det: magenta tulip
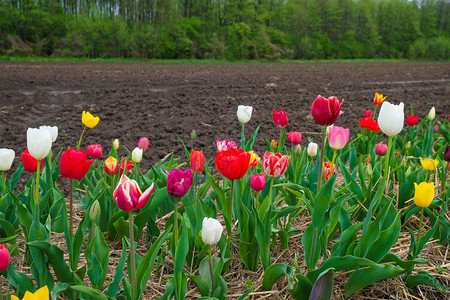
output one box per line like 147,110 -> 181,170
273,109 -> 288,128
375,143 -> 388,156
166,168 -> 193,198
328,126 -> 349,150
113,175 -> 155,211
87,144 -> 103,159
250,174 -> 266,191
0,244 -> 9,272
137,137 -> 150,152
287,131 -> 302,145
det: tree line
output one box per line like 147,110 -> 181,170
0,0 -> 449,60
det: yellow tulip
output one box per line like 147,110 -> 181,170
82,111 -> 100,128
11,286 -> 49,300
419,158 -> 439,170
413,182 -> 435,208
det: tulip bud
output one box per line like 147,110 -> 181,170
137,137 -> 150,152
366,163 -> 373,177
405,141 -> 411,149
27,127 -> 52,160
190,129 -> 197,141
307,142 -> 318,157
87,144 -> 102,159
190,150 -> 205,173
39,125 -> 58,142
132,147 -> 143,163
89,200 -> 100,222
444,145 -> 450,162
237,105 -> 253,124
406,115 -> 419,127
104,156 -> 119,175
113,139 -> 120,151
270,139 -> 278,149
433,124 -> 439,133
365,154 -> 372,165
394,150 -> 400,158
414,182 -> 434,208
272,109 -> 288,128
375,143 -> 387,156
287,131 -> 302,145
202,217 -> 223,246
428,107 -> 435,121
250,174 -> 266,191
294,144 -> 302,156
405,166 -> 412,178
0,244 -> 9,272
0,148 -> 15,171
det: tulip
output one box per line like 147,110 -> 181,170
132,147 -> 143,163
137,137 -> 150,152
287,131 -> 302,145
190,150 -> 205,173
433,124 -> 439,133
377,101 -> 404,137
21,149 -> 44,172
11,286 -> 49,300
323,161 -> 337,181
406,115 -> 419,126
60,149 -> 94,180
113,175 -> 155,211
328,126 -> 350,150
0,148 -> 15,171
237,105 -> 253,124
406,141 -> 411,149
87,144 -> 103,159
202,217 -> 223,246
250,174 -> 266,191
248,151 -> 260,168
262,152 -> 290,177
120,158 -> 134,175
39,125 -> 58,142
414,182 -> 434,208
270,139 -> 278,149
364,111 -> 373,118
373,92 -> 387,106
375,143 -> 387,156
113,139 -> 120,151
272,109 -> 288,128
428,107 -> 435,121
216,139 -> 237,152
294,144 -> 302,155
359,116 -> 380,132
444,145 -> 450,162
215,149 -> 250,180
190,129 -> 197,141
166,168 -> 193,198
0,244 -> 9,272
307,142 -> 318,157
27,127 -> 52,160
89,200 -> 101,222
420,158 -> 439,171
82,111 -> 100,128
311,95 -> 344,127
104,156 -> 119,175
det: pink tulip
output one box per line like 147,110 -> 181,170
0,244 -> 9,272
216,139 -> 237,152
273,109 -> 288,128
375,143 -> 388,156
87,144 -> 102,159
166,168 -> 193,198
262,152 -> 290,177
113,175 -> 155,211
250,174 -> 266,191
137,137 -> 150,152
287,131 -> 302,145
328,126 -> 350,150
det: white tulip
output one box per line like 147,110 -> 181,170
237,105 -> 253,124
202,217 -> 223,246
428,107 -> 435,121
27,128 -> 52,160
39,126 -> 58,142
132,147 -> 143,163
0,148 -> 15,171
377,101 -> 404,137
307,142 -> 318,157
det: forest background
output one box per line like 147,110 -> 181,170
0,0 -> 449,60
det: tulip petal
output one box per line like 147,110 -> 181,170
115,184 -> 134,211
135,183 -> 155,210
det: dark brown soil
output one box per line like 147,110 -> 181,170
0,61 -> 449,172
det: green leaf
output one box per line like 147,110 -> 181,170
345,265 -> 405,297
106,239 -> 127,297
175,222 -> 189,299
71,285 -> 111,300
405,272 -> 448,292
245,125 -> 260,151
365,212 -> 401,263
262,263 -> 294,291
309,269 -> 334,300
5,264 -> 36,297
85,226 -> 110,289
302,225 -> 321,271
289,273 -> 312,300
312,175 -> 336,229
187,274 -> 210,296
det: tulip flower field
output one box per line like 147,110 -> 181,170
0,62 -> 449,299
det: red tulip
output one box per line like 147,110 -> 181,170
287,131 -> 302,145
262,152 -> 290,177
359,117 -> 381,132
375,143 -> 388,156
87,144 -> 102,159
0,244 -> 9,272
273,110 -> 288,128
60,148 -> 94,180
215,148 -> 251,180
166,168 -> 193,198
120,158 -> 134,175
248,151 -> 260,168
250,174 -> 266,191
323,161 -> 337,181
364,111 -> 373,118
190,150 -> 205,173
311,95 -> 344,127
21,149 -> 44,173
113,175 -> 154,211
104,156 -> 119,175
406,115 -> 419,126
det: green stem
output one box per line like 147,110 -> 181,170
230,180 -> 234,224
35,159 -> 41,205
110,174 -> 114,220
135,163 -> 140,182
193,174 -> 197,209
269,177 -> 274,204
48,151 -> 52,169
383,136 -> 393,194
416,208 -> 424,257
330,149 -> 337,175
317,126 -> 326,193
77,126 -> 87,150
69,179 -> 73,242
129,210 -> 137,300
174,197 -> 179,250
2,171 -> 5,195
208,245 -> 215,296
241,123 -> 246,149
277,127 -> 283,153
373,106 -> 378,120
443,164 -> 449,214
